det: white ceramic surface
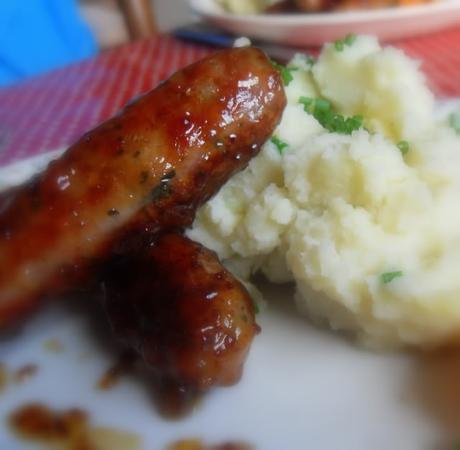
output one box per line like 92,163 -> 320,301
190,0 -> 460,46
0,285 -> 450,450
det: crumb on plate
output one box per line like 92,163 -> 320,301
14,364 -> 38,384
9,403 -> 142,450
96,352 -> 136,391
167,439 -> 254,450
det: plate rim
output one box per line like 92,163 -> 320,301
190,0 -> 460,25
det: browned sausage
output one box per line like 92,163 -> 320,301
101,233 -> 259,391
0,47 -> 286,329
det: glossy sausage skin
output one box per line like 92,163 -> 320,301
101,234 -> 259,391
0,48 -> 286,329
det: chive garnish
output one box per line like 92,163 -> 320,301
271,60 -> 299,86
334,33 -> 357,52
449,111 -> 460,134
381,271 -> 403,284
271,136 -> 288,155
397,140 -> 410,155
299,96 -> 363,135
305,55 -> 315,66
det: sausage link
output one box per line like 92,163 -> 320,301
0,48 -> 286,329
101,234 -> 259,391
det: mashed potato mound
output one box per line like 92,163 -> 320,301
189,35 -> 460,349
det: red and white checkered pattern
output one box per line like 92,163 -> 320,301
0,29 -> 459,167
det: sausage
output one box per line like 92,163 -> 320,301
0,47 -> 286,329
101,234 -> 259,391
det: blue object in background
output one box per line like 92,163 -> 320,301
0,0 -> 97,87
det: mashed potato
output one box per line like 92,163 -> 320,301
189,35 -> 460,349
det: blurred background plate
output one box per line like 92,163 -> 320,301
190,0 -> 460,46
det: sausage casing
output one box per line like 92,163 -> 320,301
102,234 -> 259,391
0,48 -> 286,328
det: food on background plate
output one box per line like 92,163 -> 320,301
218,0 -> 433,13
293,0 -> 433,12
190,34 -> 460,349
0,48 -> 285,391
217,0 -> 279,14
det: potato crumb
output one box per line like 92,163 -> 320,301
14,364 -> 38,384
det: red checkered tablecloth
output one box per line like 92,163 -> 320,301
0,29 -> 460,167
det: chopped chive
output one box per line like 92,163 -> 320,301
344,33 -> 357,46
299,96 -> 314,111
271,60 -> 298,86
449,111 -> 460,134
397,140 -> 410,155
347,115 -> 363,130
281,67 -> 298,85
285,66 -> 299,85
334,33 -> 357,52
305,55 -> 315,66
334,40 -> 344,51
298,97 -> 363,135
381,271 -> 403,284
271,135 -> 288,155
314,98 -> 331,112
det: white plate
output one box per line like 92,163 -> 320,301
190,0 -> 460,46
1,100 -> 460,449
0,285 -> 450,450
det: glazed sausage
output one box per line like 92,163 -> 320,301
101,234 -> 259,391
0,47 -> 286,329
